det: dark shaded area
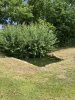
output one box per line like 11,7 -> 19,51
0,50 -> 62,67
24,55 -> 62,67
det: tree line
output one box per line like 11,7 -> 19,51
0,0 -> 75,58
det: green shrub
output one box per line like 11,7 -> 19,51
0,21 -> 57,58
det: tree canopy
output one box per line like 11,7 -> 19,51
0,0 -> 75,46
0,0 -> 33,24
28,0 -> 75,46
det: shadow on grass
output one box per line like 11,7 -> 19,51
0,51 -> 63,67
24,55 -> 62,67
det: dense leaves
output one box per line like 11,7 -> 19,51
0,20 -> 57,58
0,0 -> 75,58
29,0 -> 75,46
0,0 -> 33,24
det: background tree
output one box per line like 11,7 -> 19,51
29,0 -> 75,46
0,0 -> 33,24
66,0 -> 75,6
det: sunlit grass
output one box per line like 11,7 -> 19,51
0,64 -> 75,100
0,48 -> 75,100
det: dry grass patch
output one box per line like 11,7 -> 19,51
0,48 -> 75,100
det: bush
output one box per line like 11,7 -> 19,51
0,20 -> 57,58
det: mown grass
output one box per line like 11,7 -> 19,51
0,64 -> 75,100
0,48 -> 75,100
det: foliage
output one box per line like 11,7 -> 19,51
0,0 -> 33,24
29,0 -> 75,46
0,0 -> 75,47
0,20 -> 57,58
66,0 -> 75,6
50,1 -> 75,46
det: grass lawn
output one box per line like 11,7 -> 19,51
0,48 -> 75,100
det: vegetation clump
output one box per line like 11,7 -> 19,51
0,20 -> 57,58
0,0 -> 75,58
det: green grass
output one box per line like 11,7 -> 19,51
0,48 -> 75,100
0,65 -> 75,100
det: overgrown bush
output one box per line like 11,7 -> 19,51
0,20 -> 57,58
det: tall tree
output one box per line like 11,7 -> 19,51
0,0 -> 33,24
29,0 -> 75,46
